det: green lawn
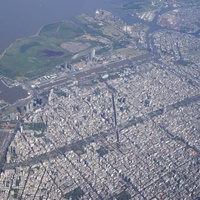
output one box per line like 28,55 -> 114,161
64,187 -> 84,199
23,122 -> 47,132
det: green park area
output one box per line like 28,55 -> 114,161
0,21 -> 85,80
115,191 -> 131,200
63,187 -> 84,199
23,122 -> 47,133
0,14 -> 129,81
77,14 -> 124,40
96,146 -> 109,157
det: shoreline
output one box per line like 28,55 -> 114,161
0,24 -> 44,60
0,79 -> 12,89
0,20 -> 69,60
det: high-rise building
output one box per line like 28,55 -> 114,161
20,125 -> 23,133
48,89 -> 54,103
89,49 -> 96,61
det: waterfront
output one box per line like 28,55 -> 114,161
0,0 -> 119,54
0,0 -> 121,103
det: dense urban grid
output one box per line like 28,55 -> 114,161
0,0 -> 199,199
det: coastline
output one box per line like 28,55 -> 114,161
0,25 -> 43,60
0,20 -> 68,60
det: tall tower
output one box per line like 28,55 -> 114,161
20,125 -> 23,133
90,49 -> 96,61
92,48 -> 95,58
48,89 -> 54,103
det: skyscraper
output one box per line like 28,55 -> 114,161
89,49 -> 96,61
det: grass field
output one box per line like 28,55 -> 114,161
116,48 -> 141,58
76,14 -> 122,39
23,122 -> 47,132
100,25 -> 123,39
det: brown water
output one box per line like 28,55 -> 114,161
0,81 -> 28,104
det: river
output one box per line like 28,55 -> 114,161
0,0 -> 125,104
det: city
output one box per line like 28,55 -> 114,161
0,0 -> 199,199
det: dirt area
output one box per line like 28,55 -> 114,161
0,122 -> 16,129
61,42 -> 91,53
116,48 -> 142,58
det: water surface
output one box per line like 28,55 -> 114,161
0,80 -> 28,104
0,0 -> 121,54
